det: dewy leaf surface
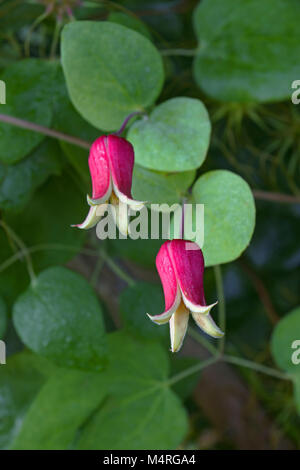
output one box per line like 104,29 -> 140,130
192,170 -> 256,266
12,368 -> 107,450
77,331 -> 188,450
61,21 -> 164,131
13,267 -> 107,371
128,97 -> 211,171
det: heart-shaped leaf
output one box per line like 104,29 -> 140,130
13,266 -> 107,371
132,165 -> 195,206
128,97 -> 211,171
0,351 -> 55,449
192,170 -> 256,266
61,21 -> 164,131
12,368 -> 107,450
76,331 -> 188,450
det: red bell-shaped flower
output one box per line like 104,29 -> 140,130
148,239 -> 224,352
73,135 -> 143,234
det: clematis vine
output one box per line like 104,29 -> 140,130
72,135 -> 144,235
148,239 -> 224,352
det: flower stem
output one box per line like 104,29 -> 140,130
223,354 -> 290,381
0,113 -> 298,205
90,256 -> 105,288
213,264 -> 226,353
0,220 -> 36,285
98,249 -> 135,286
252,190 -> 300,204
180,197 -> 187,239
114,111 -> 145,136
167,356 -> 221,386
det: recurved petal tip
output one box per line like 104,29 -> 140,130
71,205 -> 103,230
191,311 -> 224,338
182,298 -> 218,315
147,311 -> 172,325
113,184 -> 145,211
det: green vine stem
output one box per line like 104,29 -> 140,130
0,243 -> 99,274
0,112 -> 299,204
0,114 -> 90,149
188,327 -> 218,356
98,249 -> 136,287
222,355 -> 290,381
0,220 -> 36,285
167,356 -> 221,386
50,16 -> 63,60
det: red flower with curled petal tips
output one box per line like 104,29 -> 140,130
72,135 -> 144,234
148,239 -> 224,352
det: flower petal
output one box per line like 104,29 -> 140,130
124,197 -> 145,211
147,241 -> 181,325
110,192 -> 129,236
106,135 -> 137,203
88,136 -> 112,203
169,239 -> 214,314
191,311 -> 224,338
71,203 -> 107,230
147,289 -> 181,325
169,302 -> 189,352
156,240 -> 181,309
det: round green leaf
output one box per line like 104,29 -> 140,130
271,306 -> 300,374
0,59 -> 57,164
128,97 -> 211,171
132,165 -> 195,205
193,0 -> 300,102
192,170 -> 256,266
77,331 -> 188,450
119,282 -> 168,340
0,296 -> 7,339
61,21 -> 164,131
13,266 -> 107,371
0,351 -> 55,449
12,369 -> 106,450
